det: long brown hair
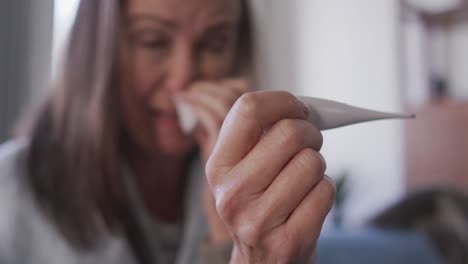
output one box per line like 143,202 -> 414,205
24,0 -> 252,263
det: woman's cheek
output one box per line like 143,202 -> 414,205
197,47 -> 235,77
119,86 -> 153,149
131,64 -> 161,94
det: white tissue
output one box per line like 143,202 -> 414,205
174,96 -> 198,134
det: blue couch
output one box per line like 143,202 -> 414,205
316,228 -> 442,264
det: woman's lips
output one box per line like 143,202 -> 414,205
151,110 -> 181,130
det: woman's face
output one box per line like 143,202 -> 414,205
118,0 -> 240,157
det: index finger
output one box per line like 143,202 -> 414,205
206,91 -> 310,175
221,78 -> 251,93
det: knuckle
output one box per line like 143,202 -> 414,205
319,177 -> 337,200
191,80 -> 212,90
279,90 -> 300,109
237,220 -> 264,247
276,119 -> 304,148
215,188 -> 266,246
189,81 -> 205,92
314,130 -> 324,150
204,160 -> 218,186
238,79 -> 250,92
305,123 -> 324,151
215,190 -> 237,224
205,159 -> 233,189
214,183 -> 245,225
296,149 -> 326,176
234,92 -> 260,119
229,78 -> 250,92
277,90 -> 295,100
216,194 -> 265,247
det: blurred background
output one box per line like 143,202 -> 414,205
1,0 -> 467,262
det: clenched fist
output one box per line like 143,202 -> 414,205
206,91 -> 336,263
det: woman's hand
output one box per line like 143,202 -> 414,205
205,91 -> 336,263
181,78 -> 249,244
183,78 -> 249,163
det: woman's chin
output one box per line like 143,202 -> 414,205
156,135 -> 195,157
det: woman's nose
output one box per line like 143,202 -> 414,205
165,45 -> 198,93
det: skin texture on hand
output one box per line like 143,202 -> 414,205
205,91 -> 336,263
182,78 -> 249,243
183,79 -> 249,163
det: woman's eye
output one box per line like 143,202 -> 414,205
139,39 -> 169,50
202,37 -> 228,54
128,29 -> 171,52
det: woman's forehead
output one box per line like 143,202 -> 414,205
126,0 -> 240,27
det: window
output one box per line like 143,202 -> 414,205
52,0 -> 80,76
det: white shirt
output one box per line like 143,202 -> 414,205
0,140 -> 218,264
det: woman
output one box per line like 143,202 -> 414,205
0,0 -> 335,263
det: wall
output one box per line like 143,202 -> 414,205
250,0 -> 297,91
294,0 -> 405,226
0,0 -> 53,143
403,8 -> 430,108
448,20 -> 468,99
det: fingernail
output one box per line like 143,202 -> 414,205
316,152 -> 327,172
323,175 -> 337,193
299,99 -> 310,117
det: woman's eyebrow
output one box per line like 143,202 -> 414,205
205,22 -> 234,32
200,21 -> 236,39
127,15 -> 235,35
128,14 -> 177,29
